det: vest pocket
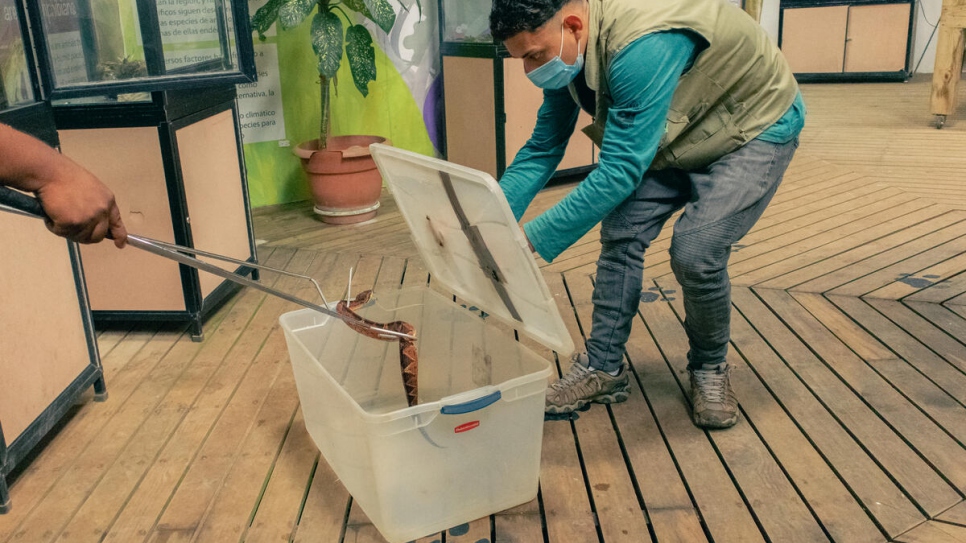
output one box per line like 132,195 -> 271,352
661,110 -> 690,148
666,106 -> 744,169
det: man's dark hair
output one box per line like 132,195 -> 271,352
490,0 -> 575,42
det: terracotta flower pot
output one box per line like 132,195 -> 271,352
294,135 -> 386,225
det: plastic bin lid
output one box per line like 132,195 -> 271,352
370,144 -> 575,356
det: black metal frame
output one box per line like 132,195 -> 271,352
53,87 -> 259,340
0,242 -> 106,515
778,0 -> 917,82
438,38 -> 597,181
0,0 -> 108,516
24,0 -> 256,100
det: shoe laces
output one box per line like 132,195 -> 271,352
692,369 -> 728,403
551,362 -> 594,391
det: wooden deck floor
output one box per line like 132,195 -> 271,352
3,77 -> 966,543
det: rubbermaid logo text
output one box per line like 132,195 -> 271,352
454,421 -> 480,433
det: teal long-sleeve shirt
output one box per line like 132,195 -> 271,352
499,30 -> 805,262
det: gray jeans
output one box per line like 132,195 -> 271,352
587,137 -> 799,372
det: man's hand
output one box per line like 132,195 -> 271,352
35,166 -> 128,248
0,123 -> 127,247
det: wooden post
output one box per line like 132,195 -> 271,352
930,0 -> 966,126
744,0 -> 764,23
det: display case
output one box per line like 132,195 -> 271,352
54,86 -> 258,340
438,0 -> 596,180
0,0 -> 105,514
779,0 -> 916,82
18,0 -> 260,339
27,0 -> 255,99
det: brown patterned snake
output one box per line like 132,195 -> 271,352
336,290 -> 419,406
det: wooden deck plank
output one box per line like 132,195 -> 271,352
194,344 -> 307,543
528,275 -> 599,543
632,283 -> 767,543
6,311 -> 238,543
722,290 -> 887,542
743,184 -> 915,248
904,270 -> 966,304
444,517 -> 491,543
730,288 -> 925,537
145,252 -> 346,543
555,272 -> 653,543
342,504 -> 388,543
794,217 -> 966,295
801,295 -> 966,472
938,501 -> 966,527
895,520 -> 966,543
741,171 -> 870,224
904,301 -> 966,368
619,167 -> 877,277
643,181 -> 911,281
613,321 -> 707,542
727,194 -> 928,282
736,203 -> 947,288
866,251 -> 966,301
147,251 -> 323,543
850,298 -> 966,394
240,409 -> 319,543
744,173 -> 884,233
827,231 -> 966,299
93,248 -> 303,543
754,289 -> 962,514
646,278 -> 830,543
94,323 -> 136,360
290,457 -> 349,543
0,324 -> 164,542
494,503 -> 542,543
766,211 -> 966,292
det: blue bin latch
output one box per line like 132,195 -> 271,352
440,390 -> 502,415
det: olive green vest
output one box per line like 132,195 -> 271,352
572,0 -> 799,170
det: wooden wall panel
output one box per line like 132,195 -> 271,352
176,110 -> 252,299
60,127 -> 186,311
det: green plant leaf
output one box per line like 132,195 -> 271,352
250,0 -> 285,40
361,0 -> 395,33
278,0 -> 316,29
341,0 -> 374,20
345,25 -> 376,96
312,11 -> 344,78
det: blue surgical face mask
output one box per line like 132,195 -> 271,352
526,24 -> 583,90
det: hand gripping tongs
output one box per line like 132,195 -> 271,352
0,186 -> 415,342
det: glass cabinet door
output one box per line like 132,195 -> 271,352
0,0 -> 37,110
441,0 -> 494,43
30,0 -> 255,99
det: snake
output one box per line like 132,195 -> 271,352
336,290 -> 419,407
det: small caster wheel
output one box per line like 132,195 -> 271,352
935,115 -> 946,129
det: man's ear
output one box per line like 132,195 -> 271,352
561,13 -> 584,31
561,13 -> 584,36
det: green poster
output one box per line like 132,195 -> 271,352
240,0 -> 440,208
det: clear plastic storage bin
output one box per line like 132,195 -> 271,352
280,144 -> 574,542
280,289 -> 551,542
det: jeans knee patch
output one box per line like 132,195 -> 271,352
670,230 -> 730,281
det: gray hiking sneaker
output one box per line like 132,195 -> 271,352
689,364 -> 739,429
545,353 -> 630,415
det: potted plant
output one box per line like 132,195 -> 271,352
250,0 -> 397,224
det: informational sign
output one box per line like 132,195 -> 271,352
40,0 -> 88,85
156,0 -> 222,70
234,0 -> 284,143
237,41 -> 285,143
